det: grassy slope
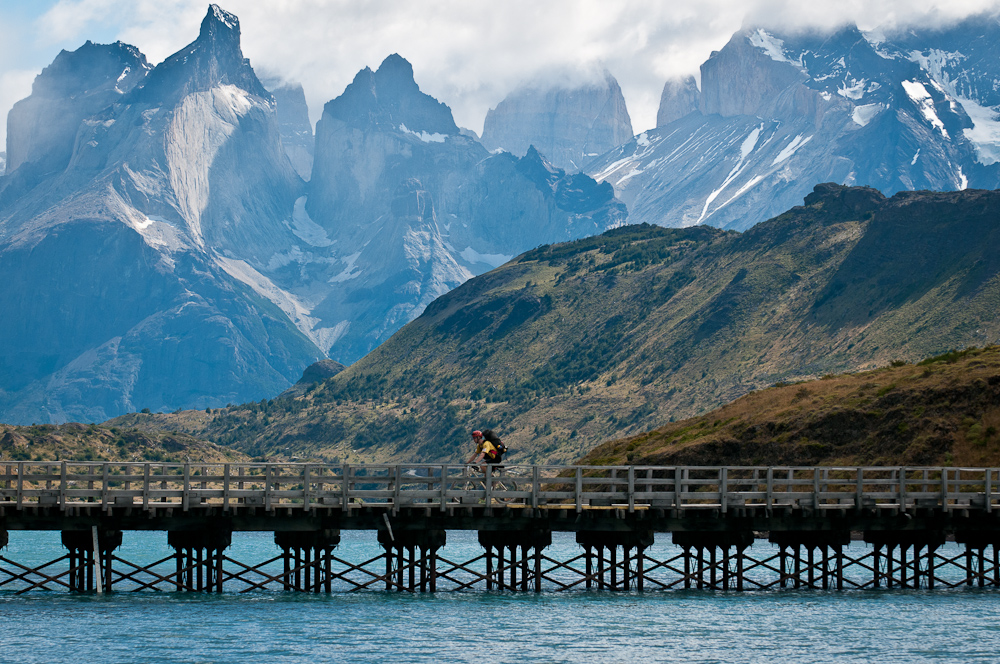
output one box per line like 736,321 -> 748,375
583,347 -> 1000,467
106,185 -> 1000,466
0,421 -> 249,463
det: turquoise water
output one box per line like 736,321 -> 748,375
2,531 -> 999,663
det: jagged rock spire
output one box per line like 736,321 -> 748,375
131,4 -> 269,104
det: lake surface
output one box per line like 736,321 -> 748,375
2,531 -> 998,663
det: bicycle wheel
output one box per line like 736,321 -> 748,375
494,478 -> 518,503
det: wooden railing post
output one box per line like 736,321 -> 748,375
575,467 -> 582,512
143,463 -> 150,511
101,463 -> 109,511
899,467 -> 907,511
813,468 -> 820,510
987,469 -> 993,513
485,464 -> 493,510
720,467 -> 728,513
183,463 -> 190,511
303,464 -> 311,512
675,467 -> 684,510
266,465 -> 274,511
532,466 -> 539,509
941,467 -> 949,512
628,466 -> 635,513
766,467 -> 773,513
341,464 -> 349,510
223,464 -> 230,512
59,461 -> 67,510
856,468 -> 863,512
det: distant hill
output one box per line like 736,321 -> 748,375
583,346 -> 1000,468
108,183 -> 1000,465
0,421 -> 249,463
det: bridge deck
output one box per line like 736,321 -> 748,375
1,462 -> 997,532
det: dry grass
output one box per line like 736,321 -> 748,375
584,346 -> 1000,467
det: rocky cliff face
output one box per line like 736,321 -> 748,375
4,40 -> 149,178
0,8 -> 627,424
656,76 -> 699,127
305,55 -> 627,362
0,5 -> 320,424
262,78 -> 314,180
480,72 -> 633,172
590,23 -> 998,231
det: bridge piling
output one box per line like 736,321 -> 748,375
275,530 -> 341,592
480,530 -> 552,592
61,529 -> 121,592
673,531 -> 753,591
167,528 -> 232,593
378,529 -> 446,592
577,530 -> 654,591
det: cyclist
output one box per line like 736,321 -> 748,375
467,429 -> 502,471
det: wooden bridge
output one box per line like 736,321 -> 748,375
2,462 -> 999,593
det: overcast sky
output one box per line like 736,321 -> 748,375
2,0 -> 1000,151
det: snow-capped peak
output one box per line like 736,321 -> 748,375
208,4 -> 239,31
748,29 -> 794,65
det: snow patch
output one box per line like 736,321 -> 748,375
740,125 -> 762,160
399,123 -> 447,143
636,132 -> 650,147
956,166 -> 968,190
837,78 -> 867,100
852,103 -> 884,127
901,80 -> 949,138
213,84 -> 252,120
214,255 -> 329,348
330,252 -> 363,283
748,29 -> 793,65
911,149 -> 921,165
956,95 -> 1000,165
460,246 -> 512,268
135,215 -> 169,230
771,134 -> 813,165
290,197 -> 334,247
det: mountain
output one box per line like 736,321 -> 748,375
589,22 -> 1000,231
0,7 -> 627,425
0,5 -> 322,424
584,346 -> 1000,468
303,54 -> 627,362
261,77 -> 314,180
480,71 -> 633,172
111,184 -> 1000,465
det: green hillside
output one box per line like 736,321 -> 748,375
583,346 -> 1000,468
109,184 -> 1000,465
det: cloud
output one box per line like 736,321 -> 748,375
3,0 -> 1000,152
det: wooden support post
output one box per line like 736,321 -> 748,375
534,546 -> 542,593
836,546 -> 844,591
486,546 -> 493,591
92,526 -> 103,594
585,546 -> 592,590
722,546 -> 729,591
736,548 -> 743,592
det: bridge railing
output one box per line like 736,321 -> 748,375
0,463 -> 995,512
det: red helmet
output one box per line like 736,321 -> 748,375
472,430 -> 483,438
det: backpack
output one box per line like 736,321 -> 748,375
482,429 -> 506,455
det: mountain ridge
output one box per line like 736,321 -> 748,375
104,183 -> 1000,465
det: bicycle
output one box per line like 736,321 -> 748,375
462,465 -> 520,504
